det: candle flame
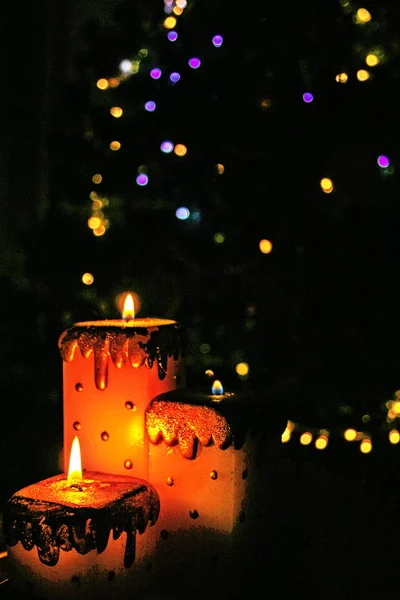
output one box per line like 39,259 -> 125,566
211,380 -> 224,395
67,436 -> 83,484
122,293 -> 135,320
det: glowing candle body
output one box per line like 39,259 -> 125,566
59,319 -> 186,480
3,472 -> 160,600
144,387 -> 286,596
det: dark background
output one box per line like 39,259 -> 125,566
2,2 -> 400,595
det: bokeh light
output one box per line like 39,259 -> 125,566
300,432 -> 313,445
366,53 -> 379,67
82,273 -> 94,285
144,100 -> 156,112
360,438 -> 372,454
174,143 -> 187,156
315,435 -> 328,450
168,31 -> 178,42
235,362 -> 249,377
175,207 -> 190,220
96,78 -> 109,90
377,155 -> 390,168
259,239 -> 273,254
212,35 -> 223,48
170,72 -> 181,83
320,177 -> 334,193
188,57 -> 201,69
335,72 -> 348,83
110,106 -> 123,118
389,429 -> 400,444
150,68 -> 162,80
119,59 -> 132,73
92,174 -> 102,184
136,174 -> 149,186
88,217 -> 101,230
215,163 -> 225,174
164,16 -> 177,29
303,92 -> 314,103
213,232 -> 225,244
357,69 -> 370,82
344,428 -> 357,441
110,141 -> 121,151
356,8 -> 372,24
160,140 -> 174,153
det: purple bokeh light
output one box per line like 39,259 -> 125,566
303,92 -> 314,103
136,174 -> 149,186
160,141 -> 174,154
188,57 -> 201,69
144,100 -> 156,112
377,155 -> 390,168
168,31 -> 178,42
212,35 -> 223,48
175,207 -> 190,220
170,72 -> 181,83
150,68 -> 162,80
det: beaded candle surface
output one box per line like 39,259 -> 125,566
58,295 -> 187,479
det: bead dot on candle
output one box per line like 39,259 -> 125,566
166,476 -> 174,486
189,509 -> 199,519
124,401 -> 136,411
124,460 -> 133,469
101,431 -> 110,441
160,529 -> 168,540
75,383 -> 83,391
73,421 -> 81,431
209,469 -> 218,480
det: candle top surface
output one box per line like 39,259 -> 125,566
11,471 -> 153,510
73,318 -> 176,328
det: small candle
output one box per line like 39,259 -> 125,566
58,294 -> 187,479
4,436 -> 160,600
144,382 -> 286,596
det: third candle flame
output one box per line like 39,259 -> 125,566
122,293 -> 135,321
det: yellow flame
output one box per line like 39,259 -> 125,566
211,380 -> 224,395
67,436 -> 82,484
123,293 -> 135,320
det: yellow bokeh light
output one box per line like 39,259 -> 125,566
356,8 -> 372,23
281,427 -> 291,443
335,72 -> 348,83
92,173 -> 102,184
88,217 -> 101,230
93,225 -> 106,237
110,106 -> 123,118
392,401 -> 400,415
259,239 -> 273,254
360,438 -> 372,454
110,141 -> 121,151
344,428 -> 357,441
92,199 -> 103,211
89,191 -> 99,201
205,369 -> 214,378
366,54 -> 379,67
173,5 -> 183,15
389,429 -> 400,444
320,177 -> 334,193
82,272 -> 94,285
300,432 -> 313,446
174,144 -> 187,157
213,232 -> 225,244
138,48 -> 148,58
260,98 -> 273,109
164,16 -> 177,29
216,164 -> 225,175
96,78 -> 109,90
357,69 -> 370,82
236,362 -> 249,376
315,435 -> 328,450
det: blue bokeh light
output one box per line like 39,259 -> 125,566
160,141 -> 174,153
212,35 -> 223,48
144,100 -> 156,112
170,72 -> 181,83
168,31 -> 178,42
175,207 -> 190,220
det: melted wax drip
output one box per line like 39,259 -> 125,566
59,324 -> 187,391
4,485 -> 160,569
145,401 -> 232,459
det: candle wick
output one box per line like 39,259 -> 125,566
69,483 -> 83,492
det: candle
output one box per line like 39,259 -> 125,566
143,381 -> 286,596
3,436 -> 160,600
58,294 -> 187,479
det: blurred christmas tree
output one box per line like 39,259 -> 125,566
25,0 -> 400,432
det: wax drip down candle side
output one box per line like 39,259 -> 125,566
58,294 -> 187,479
3,436 -> 161,600
142,380 -> 287,598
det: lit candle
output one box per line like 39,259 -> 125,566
3,436 -> 160,600
144,381 -> 286,596
58,294 -> 186,479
